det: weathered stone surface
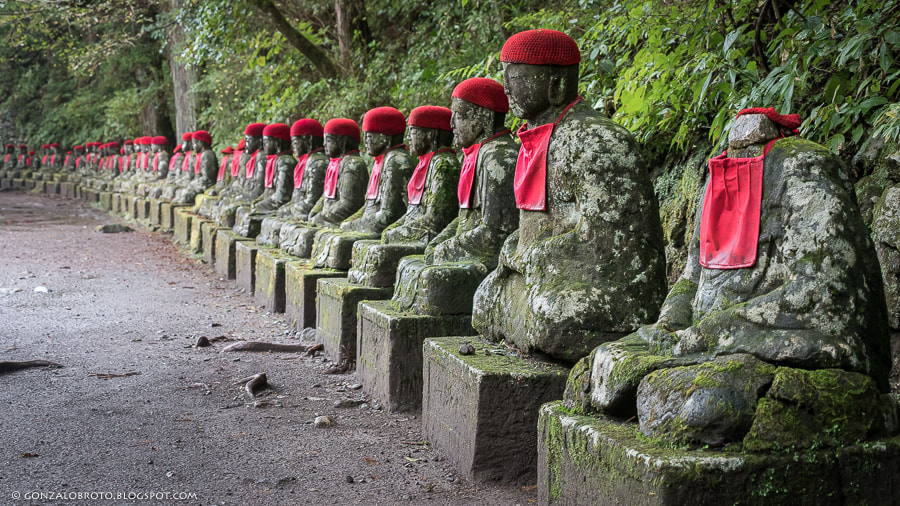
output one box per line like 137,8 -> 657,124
173,208 -> 193,246
235,240 -> 260,294
392,256 -> 490,316
744,368 -> 898,451
214,229 -> 249,280
423,336 -> 569,484
278,222 -> 320,258
99,191 -> 112,211
637,354 -> 776,446
538,400 -> 900,505
872,185 -> 900,329
253,248 -> 295,313
358,300 -> 474,412
316,277 -> 392,362
189,215 -> 210,254
347,240 -> 424,287
310,228 -> 377,270
148,198 -> 163,227
728,114 -> 781,149
95,224 -> 133,234
283,261 -> 343,331
201,222 -> 225,265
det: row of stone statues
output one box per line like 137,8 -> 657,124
9,29 -> 895,460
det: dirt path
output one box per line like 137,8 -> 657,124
0,191 -> 535,505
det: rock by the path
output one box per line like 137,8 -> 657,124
95,223 -> 133,233
314,415 -> 337,428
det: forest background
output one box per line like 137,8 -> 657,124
2,0 -> 899,277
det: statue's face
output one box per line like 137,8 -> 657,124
263,136 -> 279,156
451,98 -> 492,149
364,131 -> 390,157
192,139 -> 201,152
125,145 -> 133,154
291,136 -> 308,157
502,62 -> 551,120
408,126 -> 431,156
245,135 -> 262,153
324,134 -> 342,158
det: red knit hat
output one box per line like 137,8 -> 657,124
324,118 -> 361,143
408,106 -> 453,131
193,130 -> 212,144
124,140 -> 134,146
237,138 -> 246,150
151,136 -> 167,146
5,143 -> 13,148
41,144 -> 50,149
263,123 -> 291,142
28,150 -> 35,155
291,119 -> 324,138
181,132 -> 193,141
736,107 -> 802,130
17,144 -> 26,149
245,122 -> 266,136
50,143 -> 60,148
108,141 -> 121,149
501,29 -> 581,66
452,78 -> 510,113
74,145 -> 84,151
362,107 -> 407,135
222,146 -> 234,154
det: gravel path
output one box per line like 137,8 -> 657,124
0,191 -> 535,505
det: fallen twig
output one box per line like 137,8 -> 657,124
88,371 -> 140,379
0,360 -> 62,374
221,341 -> 314,353
236,373 -> 270,397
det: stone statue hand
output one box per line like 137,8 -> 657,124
497,229 -> 520,272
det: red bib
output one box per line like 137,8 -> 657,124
217,155 -> 229,181
458,130 -> 508,209
230,149 -> 244,177
408,152 -> 433,205
245,151 -> 259,179
119,157 -> 125,172
42,154 -> 48,164
514,98 -> 580,211
264,154 -> 279,188
194,152 -> 203,174
293,154 -> 309,188
50,155 -> 56,166
153,153 -> 160,171
699,139 -> 778,269
64,155 -> 71,167
323,157 -> 341,199
366,154 -> 385,200
181,153 -> 191,173
168,154 -> 178,171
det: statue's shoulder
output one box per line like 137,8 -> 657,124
766,136 -> 851,195
277,153 -> 297,166
386,147 -> 412,166
479,133 -> 518,162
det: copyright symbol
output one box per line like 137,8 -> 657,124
11,491 -> 21,499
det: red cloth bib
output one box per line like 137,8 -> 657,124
42,154 -> 48,164
119,157 -> 125,172
699,139 -> 778,269
3,154 -> 9,163
366,154 -> 386,200
168,154 -> 178,172
26,157 -> 32,168
181,153 -> 191,173
194,152 -> 203,174
64,155 -> 70,167
409,148 -> 454,205
458,130 -> 509,209
323,157 -> 341,199
245,151 -> 259,179
514,97 -> 580,211
293,154 -> 309,188
217,155 -> 229,182
230,149 -> 244,177
50,155 -> 56,166
264,154 -> 279,188
153,153 -> 160,171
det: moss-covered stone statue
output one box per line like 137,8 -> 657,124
173,130 -> 218,205
278,118 -> 367,258
212,123 -> 266,227
348,105 -> 461,286
158,134 -> 195,200
149,136 -> 169,180
195,139 -> 244,218
308,106 -> 413,269
390,77 -> 519,315
470,30 -> 667,363
566,108 -> 897,449
233,123 -> 296,237
257,119 -> 328,247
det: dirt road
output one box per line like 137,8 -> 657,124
0,191 -> 535,505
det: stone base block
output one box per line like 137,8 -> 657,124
62,182 -> 76,198
99,191 -> 112,210
173,208 -> 193,246
538,401 -> 900,505
0,178 -> 10,189
189,216 -> 210,254
254,248 -> 296,313
161,203 -> 187,232
135,197 -> 150,222
316,278 -> 392,363
357,300 -> 474,413
86,188 -> 100,203
148,198 -> 163,226
202,222 -> 225,265
24,179 -> 36,190
235,240 -> 260,294
284,261 -> 343,331
423,337 -> 569,484
44,181 -> 59,195
110,192 -> 121,211
215,229 -> 251,280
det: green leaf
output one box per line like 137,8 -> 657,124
827,134 -> 845,153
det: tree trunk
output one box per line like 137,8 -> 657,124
249,0 -> 341,79
335,0 -> 372,71
166,0 -> 197,137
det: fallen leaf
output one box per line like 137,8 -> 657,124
364,457 -> 379,465
522,484 -> 538,491
20,453 -> 39,458
404,457 -> 424,462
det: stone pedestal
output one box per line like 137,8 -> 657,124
148,198 -> 163,226
422,337 -> 569,484
189,216 -> 210,254
160,203 -> 187,232
202,222 -> 225,266
35,180 -> 46,193
24,179 -> 36,191
0,178 -> 10,189
45,181 -> 60,195
284,261 -> 344,331
110,193 -> 121,212
173,208 -> 193,246
215,229 -> 252,280
254,248 -> 296,313
62,182 -> 76,198
135,197 -> 150,222
99,191 -> 112,210
357,300 -> 474,413
235,240 -> 260,294
316,278 -> 392,363
85,188 -> 99,203
538,401 -> 900,505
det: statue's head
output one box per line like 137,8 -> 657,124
150,136 -> 166,153
41,144 -> 50,154
290,118 -> 325,157
74,145 -> 85,154
50,142 -> 60,154
262,123 -> 290,155
500,29 -> 581,121
124,140 -> 134,155
108,142 -> 120,155
728,108 -> 801,150
362,107 -> 406,157
244,123 -> 266,153
180,133 -> 193,153
407,106 -> 453,156
323,118 -> 361,158
16,143 -> 26,154
450,78 -> 509,148
192,130 -> 212,152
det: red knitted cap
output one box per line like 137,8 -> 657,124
50,143 -> 60,148
41,144 -> 50,149
193,130 -> 212,144
17,144 -> 26,149
245,122 -> 266,136
362,107 -> 407,135
291,118 -> 324,138
28,150 -> 35,155
736,107 -> 802,130
124,140 -> 134,146
108,141 -> 120,149
501,29 -> 581,66
408,106 -> 453,131
179,132 -> 191,141
324,118 -> 361,143
151,136 -> 167,146
263,123 -> 291,142
237,138 -> 246,150
5,144 -> 12,148
222,146 -> 234,154
74,145 -> 84,150
452,77 -> 510,113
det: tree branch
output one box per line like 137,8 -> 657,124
248,0 -> 341,79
